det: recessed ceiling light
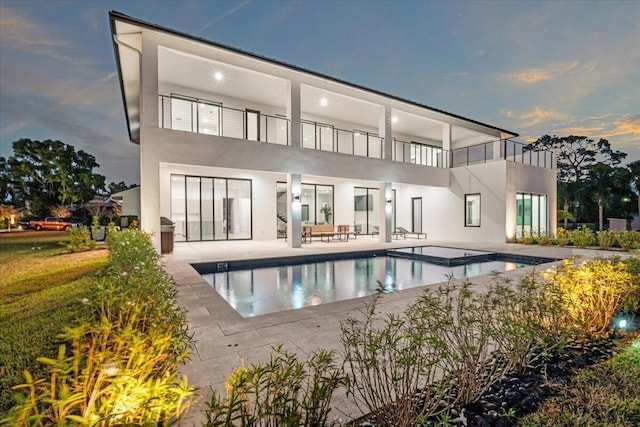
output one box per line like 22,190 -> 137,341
214,72 -> 223,81
320,98 -> 328,106
354,132 -> 360,136
392,116 -> 398,123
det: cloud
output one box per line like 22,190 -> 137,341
83,10 -> 99,32
0,6 -> 67,47
0,120 -> 27,136
197,0 -> 251,33
502,60 -> 580,84
0,6 -> 96,66
501,107 -> 567,128
602,115 -> 640,138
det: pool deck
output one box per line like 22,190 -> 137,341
164,237 -> 625,425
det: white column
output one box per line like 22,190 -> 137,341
379,106 -> 392,160
493,138 -> 503,160
442,123 -> 451,168
139,34 -> 161,252
287,173 -> 302,248
287,81 -> 301,148
378,181 -> 392,243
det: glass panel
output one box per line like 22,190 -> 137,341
516,193 -> 524,238
412,198 -> 422,233
353,133 -> 367,156
186,177 -> 201,241
246,111 -> 259,141
171,98 -> 193,132
465,194 -> 480,227
214,178 -> 226,240
227,179 -> 251,239
198,102 -> 220,135
276,182 -> 287,238
201,178 -> 214,240
301,122 -> 316,149
368,136 -> 381,159
318,124 -> 333,152
302,184 -> 316,225
222,108 -> 244,139
354,188 -> 367,235
368,189 -> 380,234
337,130 -> 352,154
539,195 -> 548,235
532,195 -> 540,236
317,185 -> 333,225
275,117 -> 288,145
170,175 -> 186,242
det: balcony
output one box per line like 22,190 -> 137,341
159,95 -> 289,145
450,139 -> 554,169
392,139 -> 445,167
300,119 -> 383,159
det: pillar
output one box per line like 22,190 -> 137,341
379,106 -> 392,160
378,181 -> 392,243
442,123 -> 451,168
287,81 -> 301,148
287,173 -> 302,248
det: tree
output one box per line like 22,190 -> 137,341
106,181 -> 137,195
529,135 -> 627,224
2,139 -> 106,216
628,160 -> 640,216
586,164 -> 630,230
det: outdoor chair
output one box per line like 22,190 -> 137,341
395,226 -> 426,239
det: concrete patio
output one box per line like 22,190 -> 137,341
164,237 -> 622,425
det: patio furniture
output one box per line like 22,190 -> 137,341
396,226 -> 426,239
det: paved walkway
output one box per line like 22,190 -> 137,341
165,238 -> 622,425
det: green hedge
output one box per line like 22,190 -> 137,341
4,228 -> 194,426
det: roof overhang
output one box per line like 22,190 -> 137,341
109,11 -> 518,144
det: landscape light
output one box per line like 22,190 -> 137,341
619,319 -> 627,329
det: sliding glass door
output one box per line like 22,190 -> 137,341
171,174 -> 252,241
516,193 -> 548,238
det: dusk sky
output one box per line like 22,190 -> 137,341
1,0 -> 638,185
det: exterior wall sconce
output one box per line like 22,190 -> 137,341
293,193 -> 301,203
386,198 -> 392,205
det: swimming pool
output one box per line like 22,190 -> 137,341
198,247 -> 553,318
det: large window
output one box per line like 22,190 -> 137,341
171,174 -> 252,242
465,194 -> 481,227
276,182 -> 334,238
516,193 -> 548,238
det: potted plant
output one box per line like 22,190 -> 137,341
320,205 -> 332,224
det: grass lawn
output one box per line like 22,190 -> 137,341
0,231 -> 108,415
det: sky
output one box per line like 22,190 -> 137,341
1,0 -> 639,185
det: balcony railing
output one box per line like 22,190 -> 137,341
392,139 -> 445,167
451,141 -> 494,167
300,120 -> 383,159
502,139 -> 554,169
159,95 -> 289,145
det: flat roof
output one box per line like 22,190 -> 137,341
109,10 -> 519,143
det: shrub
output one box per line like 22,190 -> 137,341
481,273 -> 571,373
536,233 -> 553,246
615,230 -> 640,251
65,225 -> 95,253
597,230 -> 617,249
557,227 -> 570,247
204,345 -> 343,427
541,257 -> 640,336
567,226 -> 596,248
341,293 -> 449,426
408,282 -> 502,406
5,228 -> 194,425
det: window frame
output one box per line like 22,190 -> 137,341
464,193 -> 481,227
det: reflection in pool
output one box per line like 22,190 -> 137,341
201,256 -> 527,318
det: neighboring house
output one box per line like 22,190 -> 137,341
110,186 -> 141,218
110,11 -> 556,251
83,196 -> 121,219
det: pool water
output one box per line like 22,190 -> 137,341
201,255 -> 528,318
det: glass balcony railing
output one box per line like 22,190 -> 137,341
158,94 -> 553,170
392,139 -> 445,167
502,139 -> 554,169
300,120 -> 384,159
159,95 -> 289,145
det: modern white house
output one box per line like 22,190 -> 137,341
109,11 -> 556,252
